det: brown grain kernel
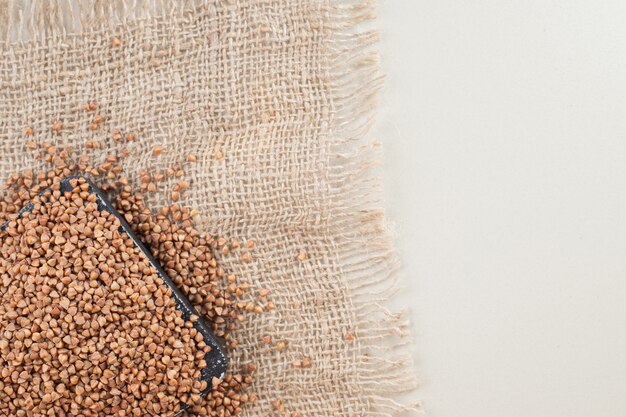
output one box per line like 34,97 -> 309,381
261,335 -> 271,345
186,154 -> 197,162
85,140 -> 101,149
23,127 -> 33,137
296,250 -> 308,261
112,37 -> 121,47
345,332 -> 355,342
212,150 -> 224,160
241,252 -> 252,262
245,239 -> 255,248
276,341 -> 286,351
258,288 -> 270,297
26,141 -> 37,150
51,122 -> 62,133
273,400 -> 285,412
112,129 -> 122,142
153,146 -> 165,156
125,132 -> 136,141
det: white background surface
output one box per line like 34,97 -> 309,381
376,2 -> 626,417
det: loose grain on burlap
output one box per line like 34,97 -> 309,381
0,1 -> 418,416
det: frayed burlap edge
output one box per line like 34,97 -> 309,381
0,1 -> 421,415
326,1 -> 421,414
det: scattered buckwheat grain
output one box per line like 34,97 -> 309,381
153,146 -> 165,156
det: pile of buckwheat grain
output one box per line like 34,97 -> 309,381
0,126 -> 259,416
0,177 -> 211,415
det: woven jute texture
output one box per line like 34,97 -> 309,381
0,1 -> 418,416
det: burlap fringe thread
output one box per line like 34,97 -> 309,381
327,1 -> 420,415
0,1 -> 421,416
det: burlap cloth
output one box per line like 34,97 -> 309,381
0,1 -> 418,416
